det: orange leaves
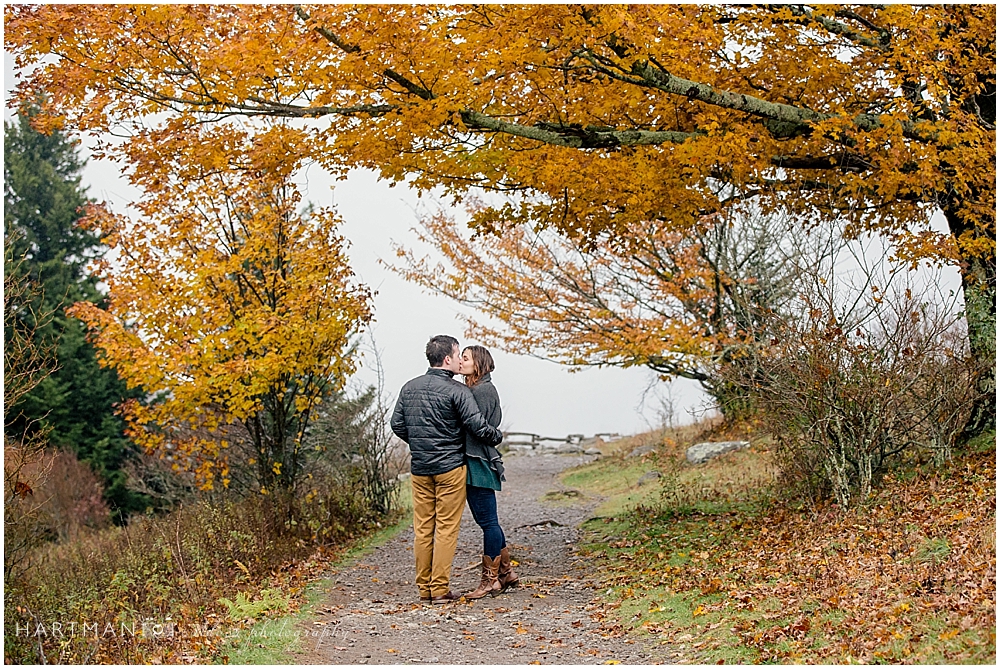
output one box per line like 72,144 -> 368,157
70,124 -> 372,490
5,4 -> 994,284
390,201 -> 800,392
12,480 -> 34,499
5,6 -> 995,446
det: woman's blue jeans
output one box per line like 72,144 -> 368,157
466,485 -> 506,559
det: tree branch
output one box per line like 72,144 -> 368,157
779,5 -> 888,50
293,5 -> 435,101
576,49 -> 925,143
771,152 -> 873,172
293,5 -> 359,53
459,111 -> 698,148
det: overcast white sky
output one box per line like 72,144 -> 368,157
311,168 -> 713,436
4,51 -> 711,438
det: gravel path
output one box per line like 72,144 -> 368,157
291,453 -> 653,665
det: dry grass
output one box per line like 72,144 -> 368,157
4,485 -> 403,664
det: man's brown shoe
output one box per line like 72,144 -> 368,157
430,590 -> 461,605
498,546 -> 520,591
465,555 -> 502,600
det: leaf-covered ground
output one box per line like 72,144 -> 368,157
569,428 -> 996,664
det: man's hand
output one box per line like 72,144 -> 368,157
454,386 -> 503,446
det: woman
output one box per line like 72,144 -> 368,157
459,345 -> 519,599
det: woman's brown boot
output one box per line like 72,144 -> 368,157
498,546 -> 520,591
465,555 -> 501,600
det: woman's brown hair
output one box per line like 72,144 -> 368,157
463,345 -> 495,387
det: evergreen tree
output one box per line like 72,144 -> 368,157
4,110 -> 149,521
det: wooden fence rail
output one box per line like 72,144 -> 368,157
502,431 -> 621,445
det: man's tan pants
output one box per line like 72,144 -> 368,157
411,465 -> 467,598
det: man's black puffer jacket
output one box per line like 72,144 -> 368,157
391,368 -> 504,476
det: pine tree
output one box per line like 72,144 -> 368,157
4,110 -> 149,521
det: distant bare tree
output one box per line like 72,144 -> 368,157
397,200 -> 843,416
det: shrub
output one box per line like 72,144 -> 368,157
4,233 -> 58,583
724,267 -> 983,507
300,386 -> 401,528
4,443 -> 52,583
32,449 -> 113,541
3,380 -> 407,663
3,485 -> 374,664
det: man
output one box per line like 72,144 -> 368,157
391,334 -> 504,604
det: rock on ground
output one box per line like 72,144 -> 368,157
626,444 -> 657,458
685,441 -> 750,464
636,470 -> 662,486
290,454 -> 654,665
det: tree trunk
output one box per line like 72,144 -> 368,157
942,198 -> 996,435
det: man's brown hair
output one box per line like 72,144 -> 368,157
425,334 -> 459,367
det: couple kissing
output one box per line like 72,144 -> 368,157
390,334 -> 518,604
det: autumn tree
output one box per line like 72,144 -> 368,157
6,4 -> 994,427
68,124 -> 373,497
394,201 -> 841,413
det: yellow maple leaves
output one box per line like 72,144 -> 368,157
68,123 -> 372,491
6,5 -> 993,275
7,3 -> 995,426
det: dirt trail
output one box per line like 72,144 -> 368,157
291,453 -> 653,665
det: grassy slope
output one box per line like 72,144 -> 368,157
563,425 -> 996,664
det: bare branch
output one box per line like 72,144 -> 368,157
781,5 -> 888,50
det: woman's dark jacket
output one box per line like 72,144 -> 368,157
465,373 -> 505,482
